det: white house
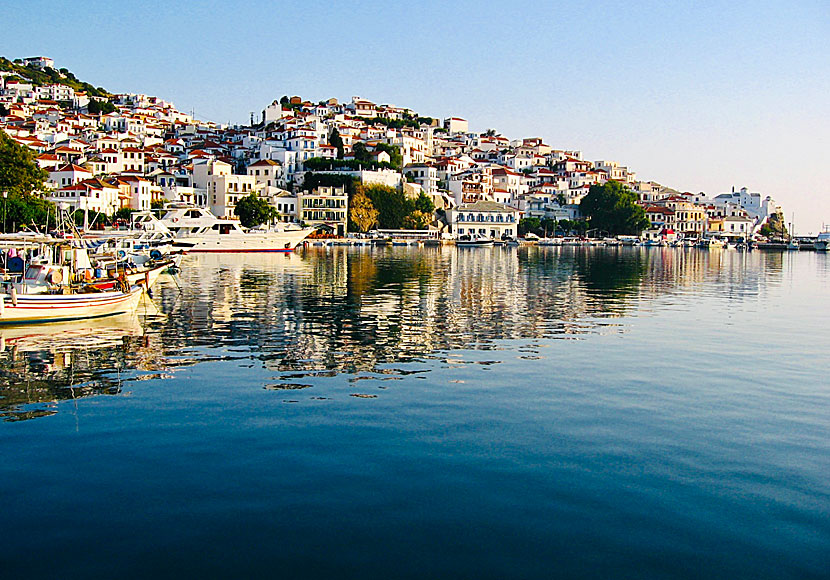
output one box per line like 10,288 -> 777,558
34,84 -> 75,103
444,117 -> 469,134
47,163 -> 92,188
193,158 -> 257,217
23,56 -> 55,69
405,163 -> 440,196
447,200 -> 520,240
268,190 -> 298,222
50,178 -> 120,215
120,175 -> 153,210
247,159 -> 283,188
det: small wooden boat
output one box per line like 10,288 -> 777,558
0,285 -> 144,325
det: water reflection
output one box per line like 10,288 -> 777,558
0,246 -> 786,420
0,315 -> 148,421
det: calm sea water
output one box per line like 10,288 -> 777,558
1,247 -> 828,579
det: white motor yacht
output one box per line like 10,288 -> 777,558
134,205 -> 314,253
455,235 -> 494,247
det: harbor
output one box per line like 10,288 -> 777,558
3,214 -> 828,327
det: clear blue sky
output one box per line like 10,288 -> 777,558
4,0 -> 829,232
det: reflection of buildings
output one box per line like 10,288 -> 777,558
158,247 -> 771,378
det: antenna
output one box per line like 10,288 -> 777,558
250,112 -> 254,126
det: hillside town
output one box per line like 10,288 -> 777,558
0,56 -> 784,242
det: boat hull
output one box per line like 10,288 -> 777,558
456,241 -> 494,247
0,287 -> 144,325
172,229 -> 314,253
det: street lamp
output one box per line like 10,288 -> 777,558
2,190 -> 7,234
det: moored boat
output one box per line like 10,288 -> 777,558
617,236 -> 640,246
814,229 -> 830,252
455,235 -> 494,247
135,204 -> 314,253
0,285 -> 144,325
537,238 -> 562,246
698,237 -> 726,249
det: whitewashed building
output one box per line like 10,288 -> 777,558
448,200 -> 520,239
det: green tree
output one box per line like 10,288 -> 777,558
541,218 -> 558,235
518,217 -> 542,236
234,193 -> 280,228
0,131 -> 48,197
579,180 -> 649,235
362,184 -> 413,229
3,193 -> 55,233
87,99 -> 116,115
414,191 -> 435,214
329,128 -> 345,159
349,191 -> 379,233
352,142 -> 372,163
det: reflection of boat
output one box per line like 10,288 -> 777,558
815,229 -> 830,252
0,313 -> 144,353
0,313 -> 149,421
455,235 -> 494,247
135,205 -> 314,253
184,250 -> 310,271
0,286 -> 144,325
